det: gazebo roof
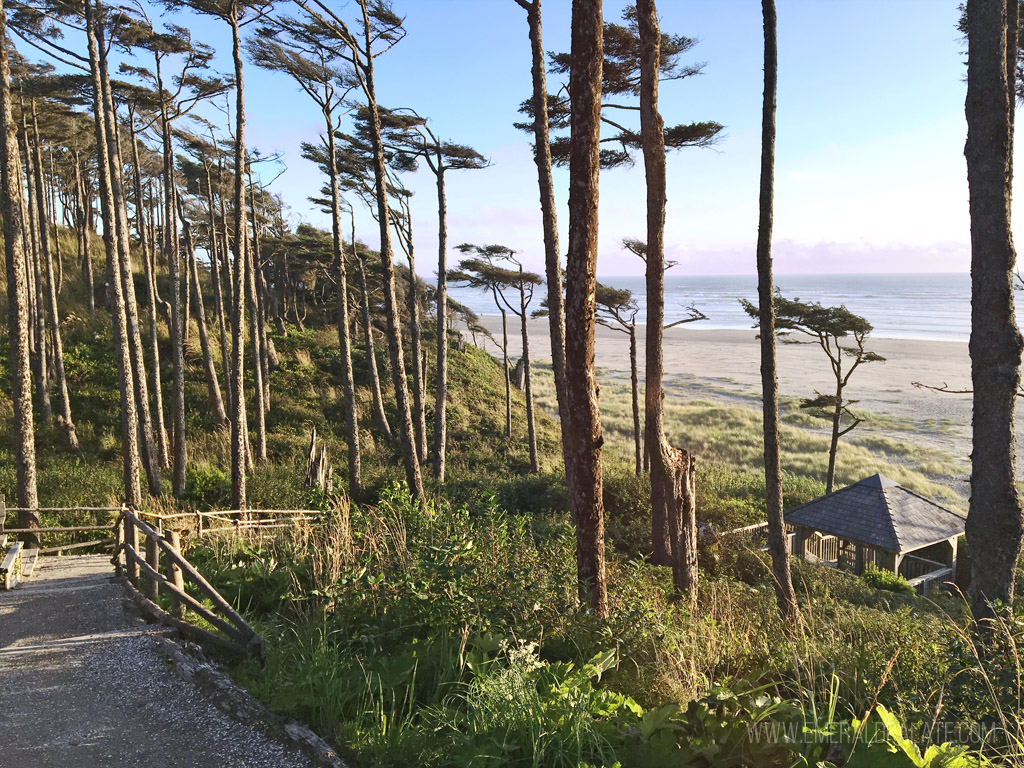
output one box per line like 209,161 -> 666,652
784,474 -> 964,553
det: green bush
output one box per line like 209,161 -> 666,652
182,464 -> 231,510
860,566 -> 916,596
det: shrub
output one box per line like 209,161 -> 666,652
182,464 -> 231,510
860,566 -> 916,596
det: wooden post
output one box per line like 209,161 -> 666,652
0,496 -> 6,548
165,530 -> 185,619
113,515 -> 124,577
125,506 -> 139,587
145,532 -> 160,602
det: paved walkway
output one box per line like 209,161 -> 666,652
0,555 -> 317,768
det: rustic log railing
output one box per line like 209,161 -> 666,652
112,507 -> 267,662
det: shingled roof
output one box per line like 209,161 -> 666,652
784,474 -> 964,553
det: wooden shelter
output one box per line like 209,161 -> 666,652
785,474 -> 964,593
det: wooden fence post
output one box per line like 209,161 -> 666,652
0,496 -> 6,548
113,515 -> 124,577
145,532 -> 160,602
164,530 -> 185,619
125,506 -> 139,587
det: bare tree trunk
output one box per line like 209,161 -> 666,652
629,325 -> 641,475
229,13 -> 248,510
519,0 -> 569,471
356,242 -> 394,444
0,0 -> 39,528
756,0 -> 799,623
965,0 -> 1024,621
246,240 -> 267,466
564,0 -> 607,617
206,169 -> 233,418
519,281 -> 539,473
185,221 -> 228,427
405,244 -> 427,465
826,379 -> 843,494
73,156 -> 95,317
326,121 -> 361,495
129,116 -> 169,469
359,5 -> 423,500
30,105 -> 79,454
639,0 -> 698,601
498,300 -> 512,438
433,166 -> 449,481
21,124 -> 50,425
85,0 -> 141,508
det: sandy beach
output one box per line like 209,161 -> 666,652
472,316 -> 985,485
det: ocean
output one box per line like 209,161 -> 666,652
446,273 -> 974,342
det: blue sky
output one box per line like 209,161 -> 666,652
155,0 -> 979,276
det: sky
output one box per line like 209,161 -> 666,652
144,0 -> 982,277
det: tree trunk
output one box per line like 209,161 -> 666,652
246,239 -> 267,466
100,33 -> 160,498
21,124 -> 50,425
756,0 -> 799,623
0,0 -> 39,528
826,379 -> 843,494
206,170 -> 233,418
326,119 -> 361,495
564,0 -> 607,617
356,243 -> 394,444
433,165 -> 449,481
965,0 -> 1024,621
85,0 -> 142,508
498,300 -> 512,438
129,117 -> 169,469
404,232 -> 427,465
629,325 -> 641,475
30,105 -> 79,454
73,156 -> 95,317
359,4 -> 423,500
520,281 -> 539,473
229,13 -> 248,510
521,0 -> 569,471
639,0 -> 698,602
185,221 -> 228,427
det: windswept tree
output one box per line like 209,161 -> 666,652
370,105 -> 489,482
289,0 -> 422,500
248,11 -> 364,495
159,0 -> 274,508
741,296 -> 883,494
753,0 -> 798,622
964,0 -> 1024,621
0,0 -> 39,537
119,17 -> 228,495
451,244 -> 542,473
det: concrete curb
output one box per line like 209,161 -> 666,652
152,635 -> 348,768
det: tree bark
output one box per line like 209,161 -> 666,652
326,120 -> 361,495
519,280 -> 539,473
756,0 -> 799,623
30,104 -> 79,454
99,28 -> 160,498
965,0 -> 1024,621
497,298 -> 512,438
433,164 -> 449,481
358,2 -> 423,500
0,0 -> 39,528
20,123 -> 50,426
85,0 -> 141,508
404,228 -> 427,465
639,0 -> 698,601
229,12 -> 248,510
629,325 -> 641,475
564,0 -> 607,617
129,116 -> 169,469
355,240 -> 394,444
519,0 -> 569,471
246,236 -> 267,466
185,221 -> 228,427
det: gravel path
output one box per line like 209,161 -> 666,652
0,555 -> 318,768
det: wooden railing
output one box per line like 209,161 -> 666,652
900,553 -> 948,581
112,507 -> 266,662
137,508 -> 321,537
